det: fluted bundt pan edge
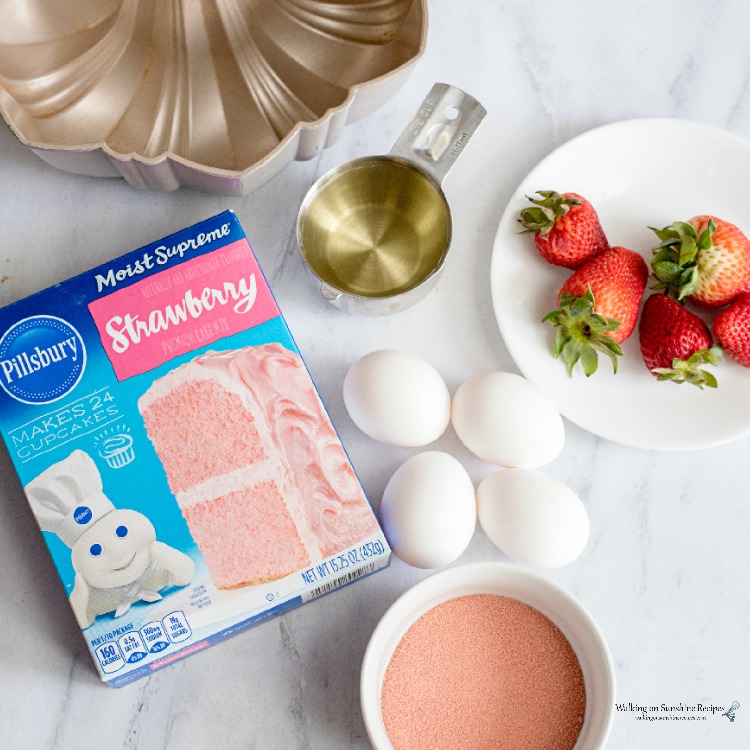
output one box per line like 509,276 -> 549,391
0,0 -> 427,195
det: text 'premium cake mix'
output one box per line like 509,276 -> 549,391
0,211 -> 390,686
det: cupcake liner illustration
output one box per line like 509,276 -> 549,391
96,428 -> 135,468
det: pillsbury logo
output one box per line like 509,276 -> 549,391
0,316 -> 86,404
74,506 -> 93,525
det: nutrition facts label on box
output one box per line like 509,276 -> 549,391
162,611 -> 191,643
93,611 -> 192,674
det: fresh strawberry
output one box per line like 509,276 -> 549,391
638,293 -> 720,388
714,292 -> 750,367
650,215 -> 750,307
518,190 -> 610,269
543,246 -> 648,375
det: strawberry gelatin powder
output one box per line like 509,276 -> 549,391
380,594 -> 586,750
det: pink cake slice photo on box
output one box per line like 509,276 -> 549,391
138,342 -> 379,590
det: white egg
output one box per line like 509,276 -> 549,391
380,451 -> 476,569
477,468 -> 589,568
451,371 -> 565,467
343,350 -> 451,447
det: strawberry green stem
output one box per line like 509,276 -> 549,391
649,219 -> 715,300
518,190 -> 581,236
651,346 -> 722,389
542,287 -> 622,376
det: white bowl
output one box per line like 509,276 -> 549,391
361,562 -> 615,750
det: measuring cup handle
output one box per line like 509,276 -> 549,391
388,82 -> 486,186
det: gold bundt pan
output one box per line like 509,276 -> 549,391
0,0 -> 426,194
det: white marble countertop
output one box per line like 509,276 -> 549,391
1,2 -> 749,748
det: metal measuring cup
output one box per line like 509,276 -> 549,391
296,83 -> 486,315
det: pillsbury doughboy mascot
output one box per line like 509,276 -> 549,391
25,449 -> 194,629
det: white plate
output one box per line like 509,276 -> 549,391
491,118 -> 750,451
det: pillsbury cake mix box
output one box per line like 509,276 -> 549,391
0,211 -> 390,686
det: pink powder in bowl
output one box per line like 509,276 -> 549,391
380,594 -> 586,750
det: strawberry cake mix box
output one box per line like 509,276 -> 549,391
0,211 -> 390,686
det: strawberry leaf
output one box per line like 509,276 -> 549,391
647,226 -> 672,243
518,207 -> 553,234
553,328 -> 567,357
649,220 -> 714,301
678,236 -> 697,265
562,340 -> 582,375
678,267 -> 700,299
697,224 -> 714,251
652,260 -> 683,282
543,287 -> 623,377
518,191 -> 581,236
598,336 -> 624,354
598,340 -> 622,374
651,346 -> 722,389
569,294 -> 593,317
579,345 -> 599,376
671,221 -> 696,238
